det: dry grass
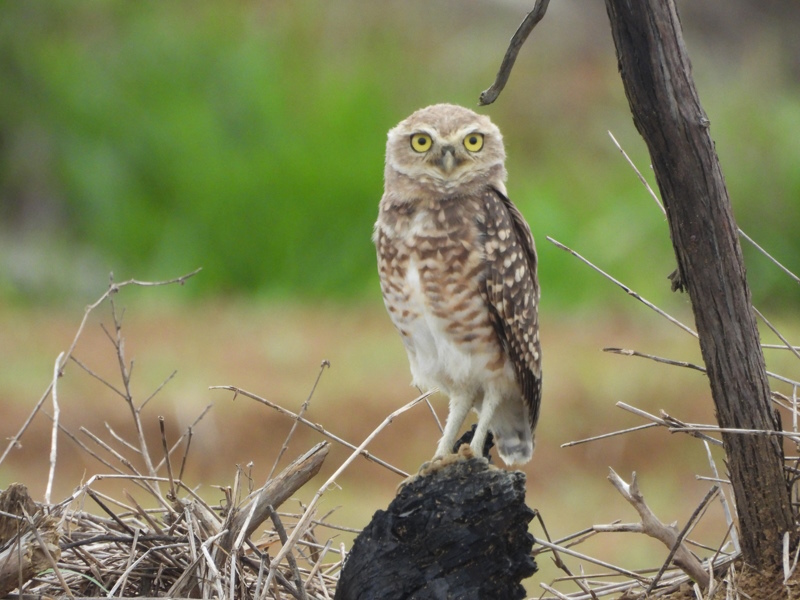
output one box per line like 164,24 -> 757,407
0,274 -> 438,599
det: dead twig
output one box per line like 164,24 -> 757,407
754,307 -> 800,364
535,537 -> 649,583
479,0 -> 551,105
266,391 -> 432,586
45,352 -> 65,505
532,511 -> 599,599
601,469 -> 712,591
547,237 -> 698,337
616,402 -> 722,446
702,440 -> 740,555
561,423 -> 658,448
267,506 -> 309,600
0,268 -> 200,468
217,442 -> 329,560
211,385 -> 410,477
269,360 -> 330,480
603,348 -> 705,372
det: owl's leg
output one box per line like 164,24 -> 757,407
470,388 -> 502,459
434,394 -> 472,458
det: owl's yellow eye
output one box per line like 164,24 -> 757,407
464,133 -> 483,152
463,133 -> 484,152
410,133 -> 433,153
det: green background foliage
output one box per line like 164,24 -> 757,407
1,0 -> 798,309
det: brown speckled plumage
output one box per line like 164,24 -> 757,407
374,104 -> 541,465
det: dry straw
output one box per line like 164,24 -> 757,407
0,269 -> 429,600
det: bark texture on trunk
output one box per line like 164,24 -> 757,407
604,0 -> 793,566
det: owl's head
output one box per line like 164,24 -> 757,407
384,104 -> 507,197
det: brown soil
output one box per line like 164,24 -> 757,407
659,558 -> 800,599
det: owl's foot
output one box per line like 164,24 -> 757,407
453,424 -> 495,461
396,445 -> 483,492
424,444 -> 475,473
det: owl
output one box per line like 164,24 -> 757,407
373,103 -> 541,466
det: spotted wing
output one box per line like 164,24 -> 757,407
479,187 -> 542,431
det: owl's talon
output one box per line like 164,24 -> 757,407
397,446 -> 493,491
397,462 -> 431,492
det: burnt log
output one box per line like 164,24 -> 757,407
335,448 -> 537,600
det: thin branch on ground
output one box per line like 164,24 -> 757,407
702,440 -> 740,555
269,360 -> 330,481
597,470 -> 712,590
45,352 -> 65,505
267,506 -> 309,600
266,391 -> 432,584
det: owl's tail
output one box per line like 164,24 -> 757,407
490,398 -> 534,466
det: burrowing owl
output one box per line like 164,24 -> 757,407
374,103 -> 541,466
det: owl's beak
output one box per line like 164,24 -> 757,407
439,145 -> 457,173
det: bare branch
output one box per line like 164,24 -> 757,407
608,131 -> 665,214
211,385 -> 411,477
534,538 -> 649,582
267,506 -> 309,600
754,307 -> 800,364
0,268 -> 200,468
267,392 -> 432,580
611,130 -> 800,286
605,469 -> 712,590
603,347 -> 705,372
702,441 -> 740,554
561,423 -> 658,448
217,441 -> 329,558
269,360 -> 330,480
141,369 -> 178,410
69,355 -> 127,399
153,404 -> 212,474
159,416 -> 178,501
738,228 -> 800,285
547,236 -> 698,337
478,0 -> 550,105
616,402 -> 723,446
45,352 -> 65,505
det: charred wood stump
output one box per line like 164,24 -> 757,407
335,446 -> 537,600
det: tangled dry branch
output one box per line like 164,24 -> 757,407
0,274 -> 425,600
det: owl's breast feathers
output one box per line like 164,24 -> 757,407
375,187 -> 542,430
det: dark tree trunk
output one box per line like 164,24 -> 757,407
603,0 -> 793,566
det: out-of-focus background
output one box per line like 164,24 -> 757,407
1,0 -> 799,594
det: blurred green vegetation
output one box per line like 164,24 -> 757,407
0,0 -> 798,310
